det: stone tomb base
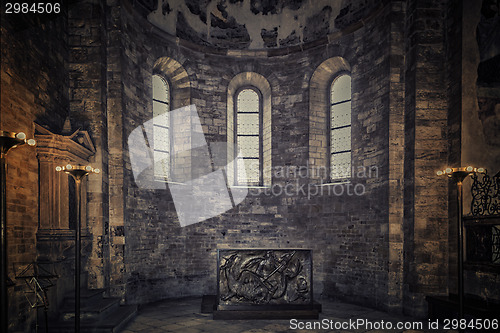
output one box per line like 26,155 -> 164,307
209,249 -> 321,319
202,295 -> 321,319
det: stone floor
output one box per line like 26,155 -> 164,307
122,297 -> 456,333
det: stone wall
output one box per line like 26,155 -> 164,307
387,0 -> 406,313
68,0 -> 110,292
1,7 -> 69,332
403,0 -> 449,317
116,0 -> 396,311
460,0 -> 500,303
107,0 -> 498,318
461,0 -> 500,176
445,0 -> 463,304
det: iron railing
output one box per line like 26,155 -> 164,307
466,171 -> 500,265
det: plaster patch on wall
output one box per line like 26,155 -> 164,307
148,1 -> 209,39
476,0 -> 500,149
220,0 -> 340,49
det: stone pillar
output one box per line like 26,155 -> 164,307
403,0 -> 449,318
388,0 -> 406,314
106,0 -> 126,299
68,0 -> 110,292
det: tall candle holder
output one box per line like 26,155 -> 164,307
0,131 -> 36,332
437,166 -> 486,320
56,164 -> 99,333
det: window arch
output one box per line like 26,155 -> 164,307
152,56 -> 191,183
309,57 -> 352,182
152,74 -> 171,180
227,72 -> 272,187
329,74 -> 352,180
235,87 -> 262,186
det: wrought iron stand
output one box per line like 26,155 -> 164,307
438,166 -> 485,320
0,131 -> 35,332
16,262 -> 57,333
56,164 -> 99,333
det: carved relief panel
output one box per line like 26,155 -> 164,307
217,249 -> 313,310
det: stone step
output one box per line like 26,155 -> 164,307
213,308 -> 320,320
41,304 -> 137,333
61,297 -> 121,321
62,288 -> 104,309
64,288 -> 105,303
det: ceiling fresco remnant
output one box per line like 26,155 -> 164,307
146,0 -> 381,49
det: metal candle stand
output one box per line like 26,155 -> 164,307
0,131 -> 36,332
437,166 -> 486,321
56,164 -> 99,333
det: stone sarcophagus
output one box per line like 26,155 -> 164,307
216,249 -> 314,312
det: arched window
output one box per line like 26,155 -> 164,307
152,74 -> 170,180
329,74 -> 351,180
235,88 -> 262,186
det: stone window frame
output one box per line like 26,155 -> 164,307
152,57 -> 191,183
227,72 -> 272,188
152,73 -> 172,181
309,57 -> 352,184
328,71 -> 352,181
234,85 -> 264,186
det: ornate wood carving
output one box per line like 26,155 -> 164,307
35,123 -> 95,231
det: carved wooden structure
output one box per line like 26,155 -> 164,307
34,123 -> 95,319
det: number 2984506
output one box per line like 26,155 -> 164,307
5,2 -> 61,14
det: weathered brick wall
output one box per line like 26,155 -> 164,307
317,5 -> 392,309
116,1 -> 395,311
387,0 -> 406,313
403,0 -> 449,317
461,0 -> 500,175
68,0 -> 110,292
459,0 -> 500,303
74,0 -> 497,317
1,9 -> 68,332
403,0 -> 418,314
445,0 -> 462,302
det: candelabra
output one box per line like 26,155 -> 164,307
56,164 -> 99,333
0,131 -> 36,332
437,166 -> 485,320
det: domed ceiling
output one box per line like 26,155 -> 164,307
142,0 -> 382,49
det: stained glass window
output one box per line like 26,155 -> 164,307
330,74 -> 351,180
235,89 -> 261,185
153,74 -> 170,180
